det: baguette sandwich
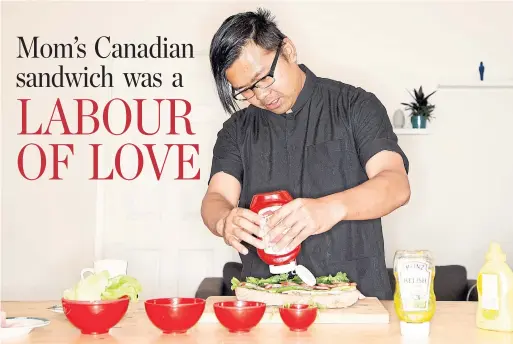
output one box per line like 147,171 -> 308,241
232,272 -> 364,308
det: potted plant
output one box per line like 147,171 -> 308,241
401,86 -> 436,129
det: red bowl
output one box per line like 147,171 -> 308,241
279,304 -> 317,331
213,301 -> 266,333
61,296 -> 130,335
144,298 -> 206,334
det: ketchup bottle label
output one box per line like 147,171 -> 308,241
259,205 -> 293,255
251,190 -> 301,270
259,205 -> 281,219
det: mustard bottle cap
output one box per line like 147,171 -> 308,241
486,242 -> 506,262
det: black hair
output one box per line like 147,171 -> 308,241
209,8 -> 286,114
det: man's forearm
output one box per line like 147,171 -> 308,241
201,192 -> 234,237
319,170 -> 410,224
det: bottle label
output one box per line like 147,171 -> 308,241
258,206 -> 292,255
481,274 -> 499,310
397,259 -> 432,312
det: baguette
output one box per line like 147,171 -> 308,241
234,286 -> 363,308
231,271 -> 365,309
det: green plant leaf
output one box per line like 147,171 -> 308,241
403,86 -> 436,118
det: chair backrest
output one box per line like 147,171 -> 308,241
387,265 -> 469,301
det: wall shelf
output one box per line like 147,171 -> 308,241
394,128 -> 431,135
437,81 -> 513,89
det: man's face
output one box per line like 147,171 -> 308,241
226,39 -> 302,114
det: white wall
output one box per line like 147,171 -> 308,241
0,1 -> 4,302
2,1 -> 513,300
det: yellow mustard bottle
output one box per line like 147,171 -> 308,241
476,242 -> 513,332
393,250 -> 436,338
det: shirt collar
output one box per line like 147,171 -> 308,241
287,64 -> 317,114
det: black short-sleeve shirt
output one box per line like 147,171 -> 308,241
209,64 -> 408,299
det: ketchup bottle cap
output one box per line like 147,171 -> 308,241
295,265 -> 316,286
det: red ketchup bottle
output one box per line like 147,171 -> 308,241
250,190 -> 316,286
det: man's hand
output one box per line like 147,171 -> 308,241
217,208 -> 267,255
263,198 -> 343,253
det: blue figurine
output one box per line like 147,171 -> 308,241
479,62 -> 485,81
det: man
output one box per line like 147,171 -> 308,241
201,8 -> 410,300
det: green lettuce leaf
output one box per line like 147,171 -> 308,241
246,273 -> 289,287
315,272 -> 349,284
63,270 -> 110,301
233,271 -> 351,291
268,285 -> 310,293
291,275 -> 303,284
231,277 -> 240,290
62,271 -> 142,302
102,275 -> 142,301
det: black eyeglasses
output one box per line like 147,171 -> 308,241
232,43 -> 282,101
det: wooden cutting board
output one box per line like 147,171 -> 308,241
198,296 -> 389,324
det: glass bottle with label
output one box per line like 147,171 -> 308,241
393,249 -> 436,338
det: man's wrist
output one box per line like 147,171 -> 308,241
319,193 -> 348,225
